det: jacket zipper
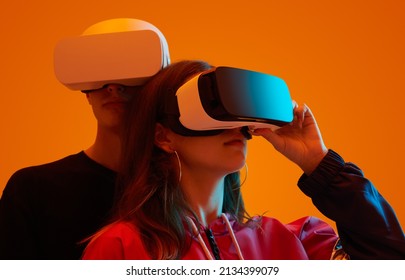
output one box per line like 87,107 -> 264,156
204,228 -> 221,260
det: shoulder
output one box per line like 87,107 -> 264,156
284,216 -> 336,236
11,151 -> 115,175
82,222 -> 150,260
259,216 -> 337,259
3,151 -> 114,195
8,152 -> 87,179
96,221 -> 140,239
255,216 -> 336,241
24,151 -> 106,173
2,153 -> 77,194
285,216 -> 338,259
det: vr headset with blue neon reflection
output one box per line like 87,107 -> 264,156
164,67 -> 294,137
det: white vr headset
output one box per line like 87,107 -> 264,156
54,18 -> 170,91
164,66 -> 294,137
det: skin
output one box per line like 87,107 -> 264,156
155,125 -> 247,226
85,84 -> 138,171
251,103 -> 328,175
155,102 -> 327,226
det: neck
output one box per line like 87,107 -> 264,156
85,125 -> 122,172
180,169 -> 225,227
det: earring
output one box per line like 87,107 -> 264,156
173,151 -> 182,183
240,162 -> 248,187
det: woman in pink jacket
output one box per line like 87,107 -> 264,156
82,60 -> 404,260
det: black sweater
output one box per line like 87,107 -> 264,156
0,152 -> 116,259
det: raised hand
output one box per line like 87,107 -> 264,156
250,103 -> 328,175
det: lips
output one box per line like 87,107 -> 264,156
103,100 -> 127,109
224,138 -> 246,147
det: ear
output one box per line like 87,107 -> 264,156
154,123 -> 174,153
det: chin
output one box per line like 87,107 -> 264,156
228,161 -> 246,174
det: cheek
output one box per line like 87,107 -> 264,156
87,94 -> 101,107
176,139 -> 213,161
87,91 -> 109,105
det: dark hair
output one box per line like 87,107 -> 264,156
111,60 -> 249,259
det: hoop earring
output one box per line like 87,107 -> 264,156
174,151 -> 182,183
240,162 -> 248,187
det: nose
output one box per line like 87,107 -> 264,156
240,126 -> 252,140
106,84 -> 126,95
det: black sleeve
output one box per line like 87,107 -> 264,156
297,149 -> 405,259
0,169 -> 39,259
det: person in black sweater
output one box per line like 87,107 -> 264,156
0,18 -> 171,260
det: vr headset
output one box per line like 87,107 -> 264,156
54,29 -> 169,91
164,66 -> 294,137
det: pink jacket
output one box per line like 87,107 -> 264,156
82,215 -> 338,260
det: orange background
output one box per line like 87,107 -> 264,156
1,1 -> 404,230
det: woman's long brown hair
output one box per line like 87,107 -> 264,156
110,60 -> 249,259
